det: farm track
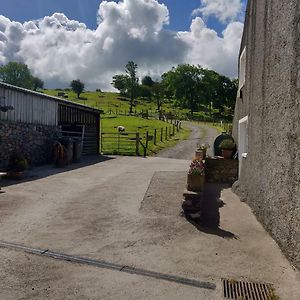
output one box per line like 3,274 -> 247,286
156,122 -> 219,160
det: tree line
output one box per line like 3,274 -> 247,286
0,62 -> 44,91
112,61 -> 238,116
0,61 -> 238,117
0,61 -> 87,100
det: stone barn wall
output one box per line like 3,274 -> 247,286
232,0 -> 300,269
0,120 -> 61,168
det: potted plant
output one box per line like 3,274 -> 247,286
187,159 -> 205,192
218,139 -> 236,159
7,151 -> 29,180
195,143 -> 210,159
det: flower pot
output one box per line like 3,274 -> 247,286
187,174 -> 205,192
195,149 -> 206,159
221,149 -> 233,159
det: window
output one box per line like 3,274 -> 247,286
238,47 -> 246,95
238,115 -> 248,177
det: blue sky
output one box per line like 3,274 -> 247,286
0,0 -> 246,89
0,0 -> 246,34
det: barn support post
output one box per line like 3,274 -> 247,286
96,114 -> 100,155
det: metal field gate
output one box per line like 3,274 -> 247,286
100,132 -> 141,156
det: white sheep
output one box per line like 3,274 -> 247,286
117,126 -> 125,132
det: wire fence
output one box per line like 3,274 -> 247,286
100,121 -> 182,156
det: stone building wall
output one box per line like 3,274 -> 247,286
232,0 -> 300,269
0,120 -> 61,168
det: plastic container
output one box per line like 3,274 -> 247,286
213,132 -> 235,157
73,138 -> 83,163
59,138 -> 73,164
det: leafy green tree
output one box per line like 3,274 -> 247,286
70,79 -> 84,98
0,62 -> 34,89
152,81 -> 164,111
141,75 -> 154,87
138,84 -> 152,100
111,74 -> 130,96
32,76 -> 44,91
125,61 -> 139,113
162,64 -> 203,114
162,64 -> 237,116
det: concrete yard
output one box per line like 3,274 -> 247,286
0,156 -> 299,299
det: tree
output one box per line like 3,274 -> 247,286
111,74 -> 130,96
32,76 -> 44,91
125,61 -> 139,113
152,81 -> 164,111
70,79 -> 84,98
138,84 -> 152,100
162,64 -> 203,114
0,62 -> 34,89
142,75 -> 154,87
162,64 -> 237,116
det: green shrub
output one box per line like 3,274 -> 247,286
218,139 -> 236,150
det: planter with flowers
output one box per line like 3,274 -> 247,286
187,159 -> 205,192
218,139 -> 236,159
195,143 -> 210,159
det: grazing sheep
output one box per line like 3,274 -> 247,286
117,126 -> 125,132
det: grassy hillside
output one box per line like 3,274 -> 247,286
43,89 -> 191,155
43,89 -> 189,118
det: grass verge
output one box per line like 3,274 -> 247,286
101,116 -> 190,156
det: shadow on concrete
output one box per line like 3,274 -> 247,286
186,183 -> 239,240
0,155 -> 114,188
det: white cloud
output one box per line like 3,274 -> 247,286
0,0 -> 243,90
179,17 -> 243,77
193,0 -> 243,23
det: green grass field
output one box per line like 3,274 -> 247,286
101,116 -> 190,155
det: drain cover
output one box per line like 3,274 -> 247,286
222,279 -> 277,300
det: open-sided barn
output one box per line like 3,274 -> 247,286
0,82 -> 101,166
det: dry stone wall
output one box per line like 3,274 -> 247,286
0,120 -> 61,168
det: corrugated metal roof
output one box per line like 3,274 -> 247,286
0,81 -> 101,114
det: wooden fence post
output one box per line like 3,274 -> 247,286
165,127 -> 168,140
173,124 -> 175,136
136,132 -> 140,156
146,131 -> 149,149
154,129 -> 157,145
161,128 -> 163,142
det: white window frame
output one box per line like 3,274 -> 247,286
238,115 -> 248,177
238,47 -> 246,94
